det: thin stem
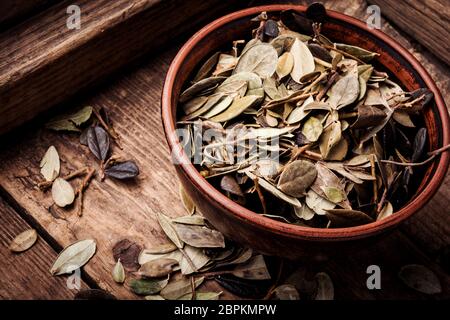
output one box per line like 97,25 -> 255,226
92,107 -> 123,149
179,247 -> 197,272
380,143 -> 450,167
263,259 -> 284,300
321,44 -> 369,64
76,168 -> 95,217
316,71 -> 338,102
37,167 -> 89,190
254,178 -> 267,215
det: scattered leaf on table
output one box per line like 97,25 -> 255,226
40,146 -> 60,182
398,264 -> 442,295
172,215 -> 205,226
180,245 -> 211,275
112,259 -> 125,284
175,224 -> 225,248
87,126 -> 110,161
50,239 -> 96,275
9,229 -> 38,253
314,272 -> 334,300
51,178 -> 75,207
45,106 -> 93,132
157,213 -> 184,249
105,161 -> 139,179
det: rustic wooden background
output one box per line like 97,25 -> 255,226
0,0 -> 448,299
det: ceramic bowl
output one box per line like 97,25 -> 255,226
162,5 -> 449,258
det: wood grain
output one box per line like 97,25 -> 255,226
0,0 -> 448,299
0,196 -> 89,299
367,0 -> 450,66
0,0 -> 244,135
0,0 -> 61,27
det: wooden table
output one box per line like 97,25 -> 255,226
0,0 -> 448,300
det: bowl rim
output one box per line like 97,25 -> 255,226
162,4 -> 450,241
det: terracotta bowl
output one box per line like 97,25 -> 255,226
162,5 -> 449,259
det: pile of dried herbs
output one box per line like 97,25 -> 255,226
176,10 -> 442,228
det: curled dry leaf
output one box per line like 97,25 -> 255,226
9,229 -> 38,253
87,126 -> 110,161
112,239 -> 142,271
51,178 -> 75,207
327,73 -> 359,109
301,116 -> 323,142
277,160 -> 317,197
398,264 -> 442,295
314,272 -> 334,300
40,146 -> 60,182
129,277 -> 169,296
172,215 -> 205,226
104,161 -> 139,179
156,213 -> 184,249
179,186 -> 195,216
112,259 -> 125,284
138,258 -> 178,278
232,255 -> 271,280
51,239 -> 96,275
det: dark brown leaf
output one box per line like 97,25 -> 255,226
105,161 -> 139,179
112,239 -> 142,271
87,126 -> 110,161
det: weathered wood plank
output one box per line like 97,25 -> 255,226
0,196 -> 89,299
367,0 -> 450,66
0,0 -> 245,135
0,0 -> 61,27
0,0 -> 447,300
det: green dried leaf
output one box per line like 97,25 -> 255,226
45,106 -> 93,131
328,74 -> 359,109
335,43 -> 379,62
157,213 -> 184,249
301,116 -> 323,142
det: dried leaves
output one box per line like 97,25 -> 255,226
40,146 -> 60,182
9,229 -> 38,253
87,126 -> 110,161
50,239 -> 96,275
277,160 -> 317,197
112,239 -> 142,271
398,264 -> 442,295
51,178 -> 75,207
